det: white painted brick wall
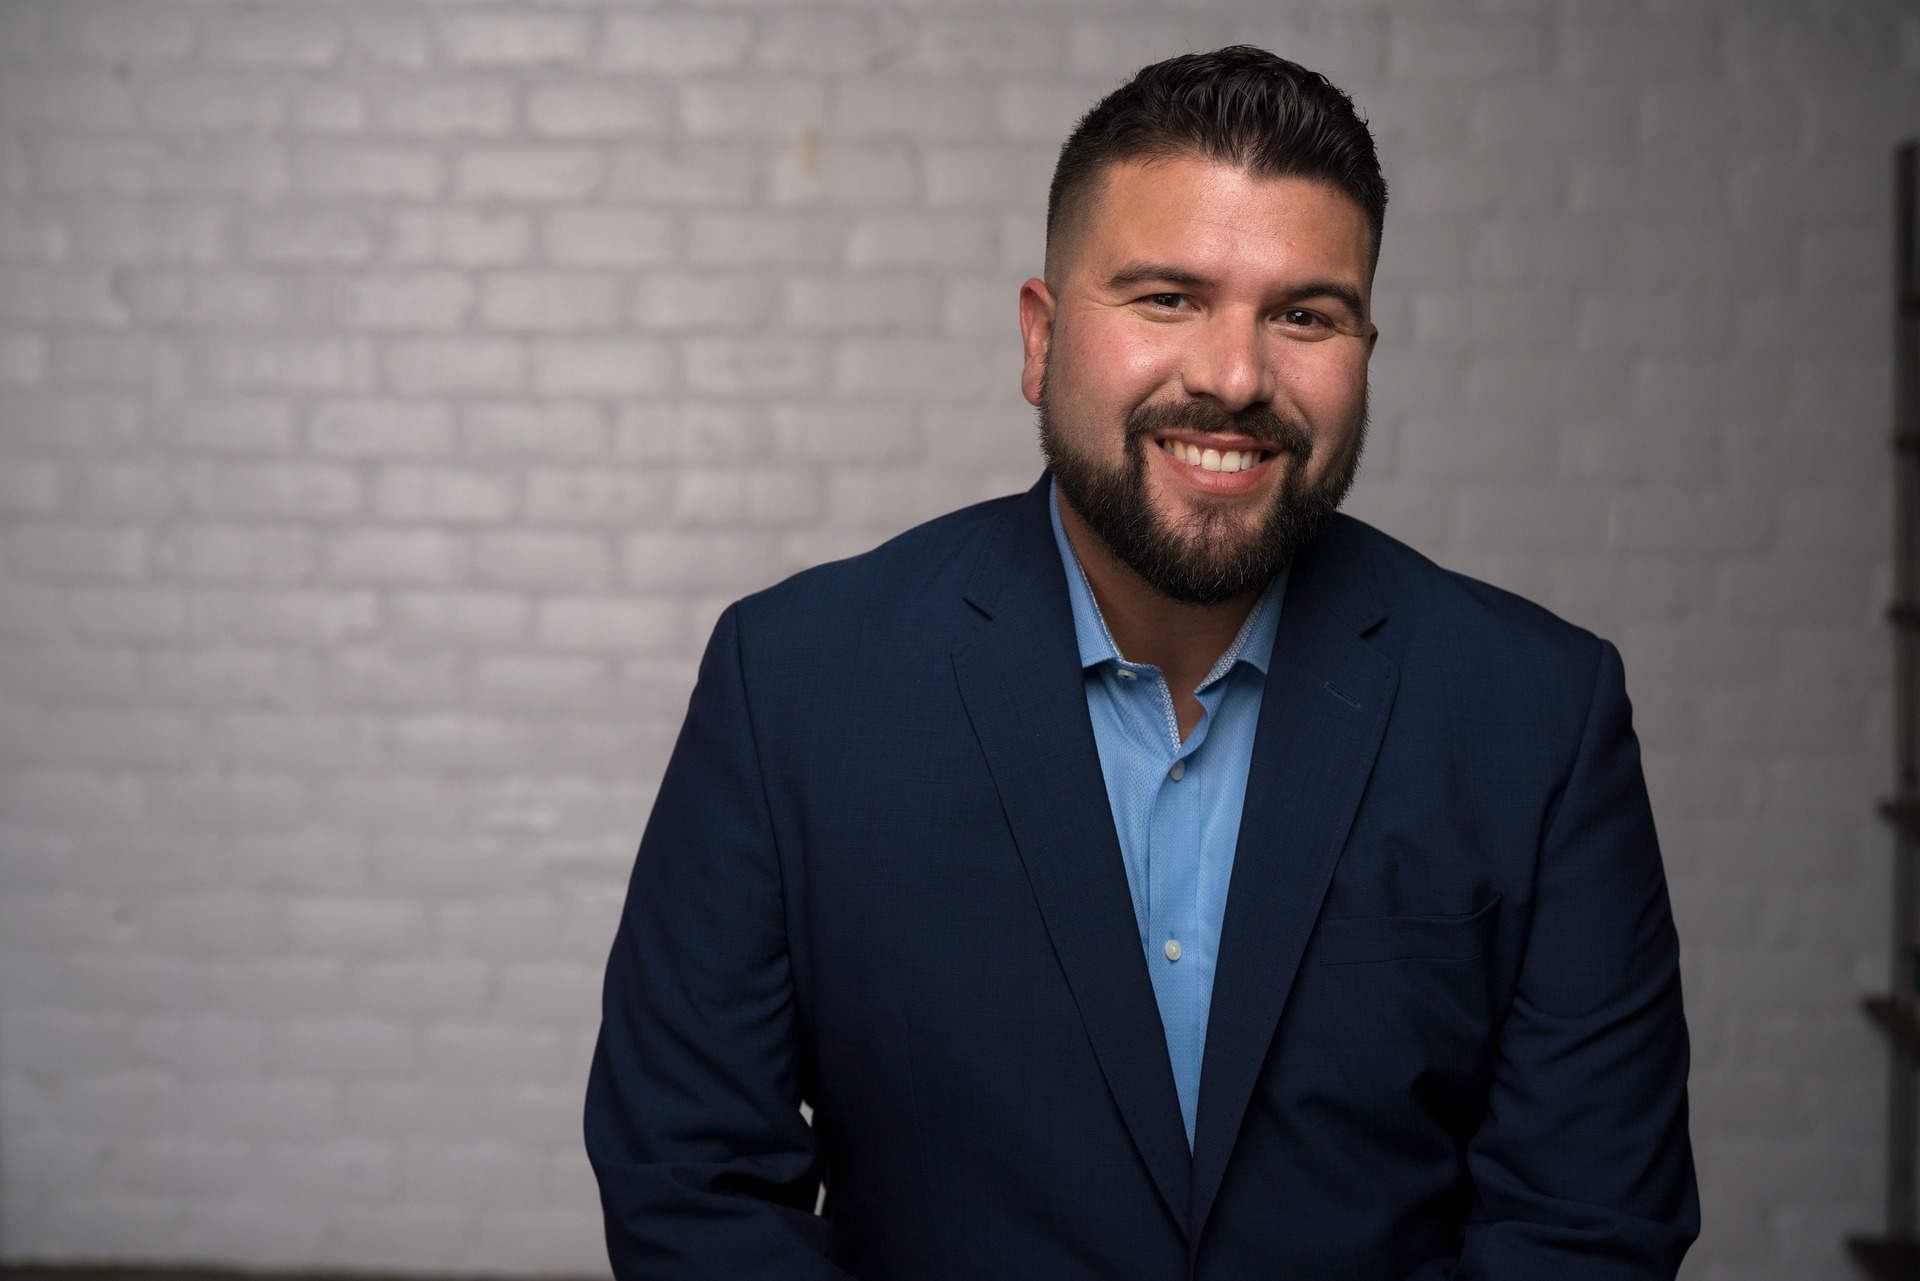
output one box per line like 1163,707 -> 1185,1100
0,2 -> 1914,1276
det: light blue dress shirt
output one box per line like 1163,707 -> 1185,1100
1049,485 -> 1284,1147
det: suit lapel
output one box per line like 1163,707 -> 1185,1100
1188,522 -> 1400,1239
950,481 -> 1193,1233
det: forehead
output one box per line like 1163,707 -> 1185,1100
1071,156 -> 1373,287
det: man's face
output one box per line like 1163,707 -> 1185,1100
1020,156 -> 1378,605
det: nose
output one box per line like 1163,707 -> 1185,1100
1179,308 -> 1273,415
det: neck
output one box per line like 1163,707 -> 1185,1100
1056,490 -> 1266,726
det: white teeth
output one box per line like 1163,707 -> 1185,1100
1160,440 -> 1266,473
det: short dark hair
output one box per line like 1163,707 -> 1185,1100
1045,46 -> 1387,281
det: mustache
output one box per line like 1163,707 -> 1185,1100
1124,399 -> 1312,458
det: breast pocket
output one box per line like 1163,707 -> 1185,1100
1316,896 -> 1500,966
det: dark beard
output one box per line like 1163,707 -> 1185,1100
1039,391 -> 1365,607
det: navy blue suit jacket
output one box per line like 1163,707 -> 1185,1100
586,476 -> 1698,1279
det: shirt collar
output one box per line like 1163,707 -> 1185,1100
1048,479 -> 1285,687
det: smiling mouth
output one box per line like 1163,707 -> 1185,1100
1156,438 -> 1270,475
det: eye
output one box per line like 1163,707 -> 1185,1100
1140,292 -> 1190,310
1280,308 -> 1324,328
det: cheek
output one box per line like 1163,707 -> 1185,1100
1058,324 -> 1181,405
1282,347 -> 1370,422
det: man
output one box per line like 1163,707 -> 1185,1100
586,47 -> 1698,1279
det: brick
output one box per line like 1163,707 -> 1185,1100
998,80 -> 1105,143
0,332 -> 48,386
687,214 -> 835,267
836,79 -> 993,139
480,272 -> 626,332
347,958 -> 492,1017
907,20 -> 1068,75
325,529 -> 462,585
456,147 -> 601,201
42,134 -> 288,200
468,530 -> 613,589
297,143 -> 445,200
346,8 -> 433,70
317,647 -> 465,712
373,81 -> 519,137
53,3 -> 195,65
0,70 -> 135,130
683,337 -> 825,395
291,84 -> 367,135
754,12 -> 906,74
309,400 -> 456,460
202,336 -> 373,394
770,404 -> 920,465
537,596 -> 681,653
115,269 -> 281,327
0,457 -> 64,514
6,524 -> 146,581
1576,290 -> 1734,354
472,654 -> 615,712
680,80 -> 830,140
782,273 -> 936,334
602,13 -> 753,71
186,588 -> 379,646
460,402 -> 607,459
401,1139 -> 547,1203
64,203 -> 229,265
1389,14 -> 1552,80
158,525 -> 316,584
835,338 -> 1004,400
604,143 -> 755,205
530,339 -> 672,396
674,469 -> 822,527
382,592 -> 530,648
183,461 -> 360,520
199,5 -> 343,68
1067,19 -> 1232,76
615,402 -> 767,463
635,273 -> 778,333
944,276 -> 1025,339
384,337 -> 525,395
136,73 -> 286,133
528,82 -> 672,139
243,209 -> 378,265
544,207 -> 674,267
1609,491 -> 1777,556
848,214 -> 998,269
372,467 -> 515,525
325,272 -> 474,331
766,141 -> 918,209
155,398 -> 297,455
524,467 -> 675,526
1715,557 -> 1876,624
385,209 -> 533,268
436,10 -> 590,68
924,145 -> 1055,210
51,333 -> 186,392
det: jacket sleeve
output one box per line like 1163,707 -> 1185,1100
1452,639 -> 1700,1279
585,603 -> 851,1280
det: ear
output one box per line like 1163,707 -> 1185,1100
1018,277 -> 1055,408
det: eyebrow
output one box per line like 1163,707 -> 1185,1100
1104,261 -> 1367,320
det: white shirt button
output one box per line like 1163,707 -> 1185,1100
1169,761 -> 1185,781
1165,938 -> 1182,961
1116,668 -> 1137,681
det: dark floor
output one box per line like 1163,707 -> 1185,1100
0,1268 -> 594,1281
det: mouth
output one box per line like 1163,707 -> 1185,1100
1155,437 -> 1272,475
